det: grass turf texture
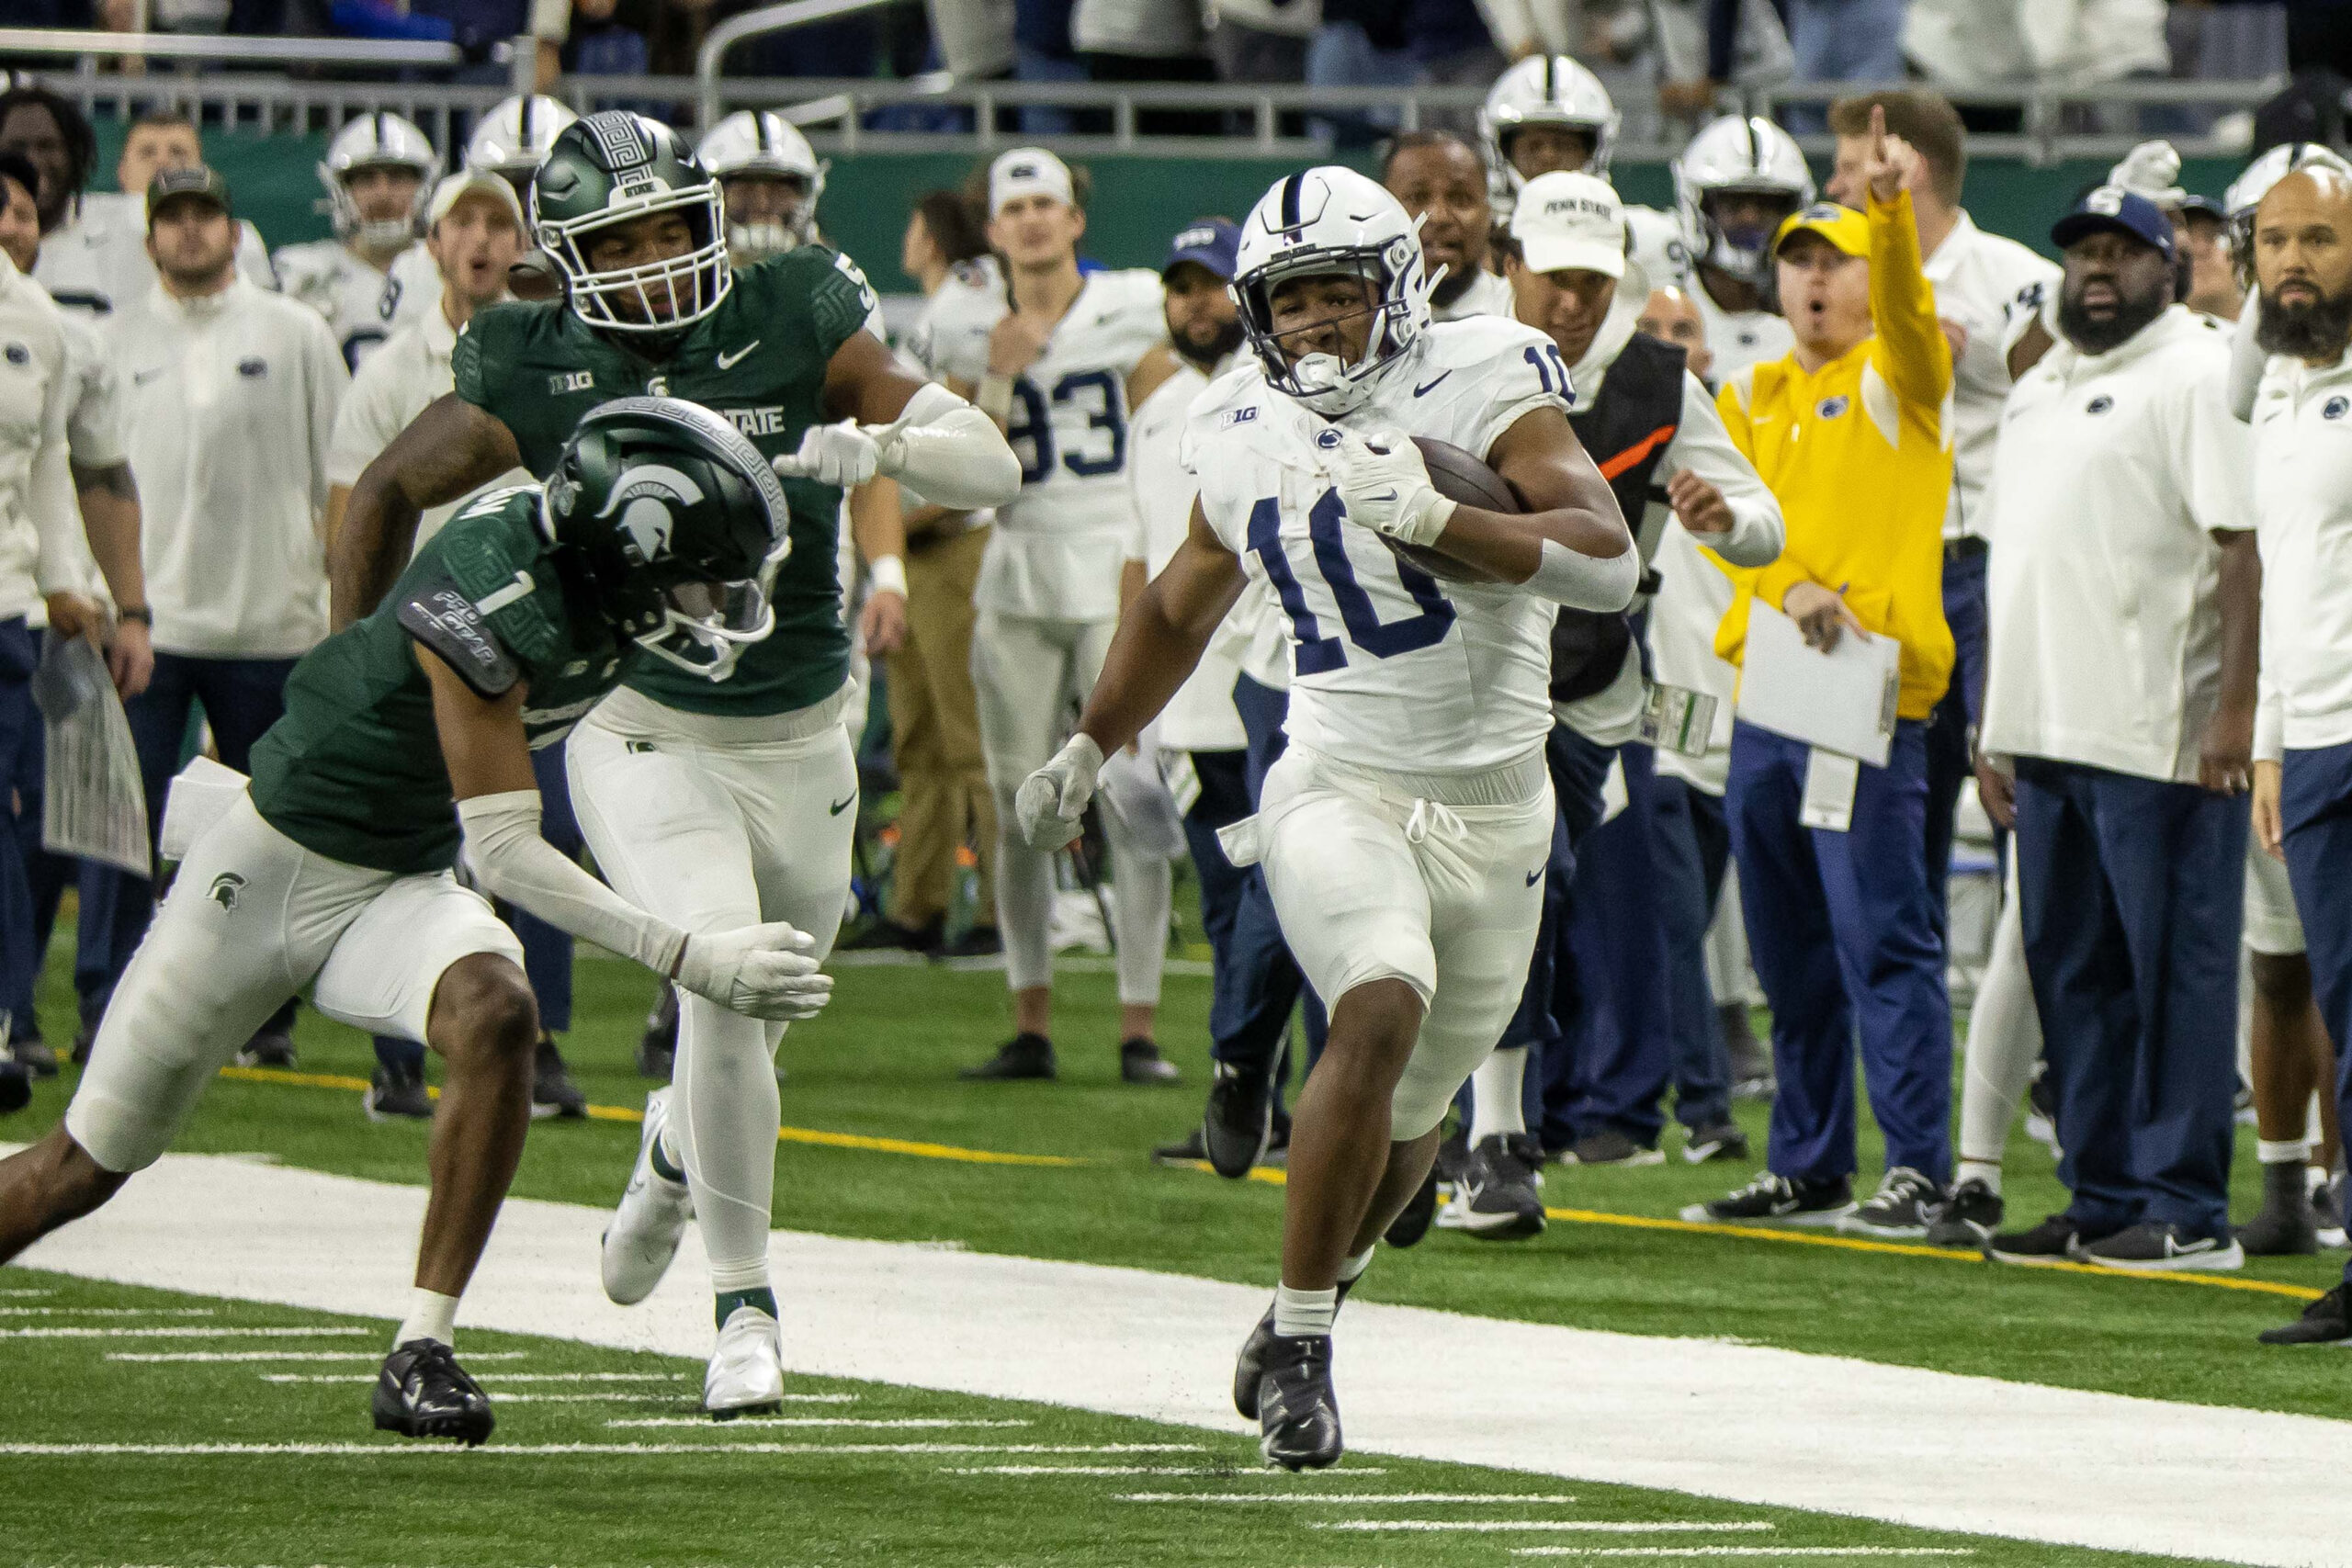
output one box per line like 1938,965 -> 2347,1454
11,937 -> 2345,1428
0,1269 -> 2214,1567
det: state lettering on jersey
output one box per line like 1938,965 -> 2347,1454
724,406 -> 789,439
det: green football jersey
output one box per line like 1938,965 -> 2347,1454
453,246 -> 876,716
249,485 -> 631,875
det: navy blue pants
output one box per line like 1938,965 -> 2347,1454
376,744 -> 580,1074
2277,741 -> 2352,1285
1727,720 -> 1951,1183
1650,773 -> 1734,1130
1924,543 -> 1987,942
2014,758 -> 2245,1236
0,617 -> 39,1043
1205,674 -> 1325,1088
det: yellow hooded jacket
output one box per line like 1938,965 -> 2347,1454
1711,190 -> 1956,722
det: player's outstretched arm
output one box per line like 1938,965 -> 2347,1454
779,330 -> 1021,511
418,648 -> 832,1023
1014,505 -> 1247,852
334,396 -> 526,630
1334,407 -> 1636,610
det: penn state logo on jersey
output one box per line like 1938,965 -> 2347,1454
2086,395 -> 2115,416
2327,396 -> 2350,422
2,343 -> 26,367
1816,394 -> 1849,420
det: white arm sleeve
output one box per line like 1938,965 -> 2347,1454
1657,373 -> 1784,570
1526,536 -> 1641,611
2229,289 -> 2266,423
877,380 -> 1023,510
458,790 -> 686,978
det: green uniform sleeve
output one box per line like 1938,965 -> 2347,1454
451,301 -> 528,411
797,246 -> 882,365
414,488 -> 568,669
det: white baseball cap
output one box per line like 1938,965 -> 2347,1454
989,147 -> 1075,216
1510,170 -> 1626,278
427,167 -> 526,231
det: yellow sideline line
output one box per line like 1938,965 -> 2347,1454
214,1066 -> 1080,1168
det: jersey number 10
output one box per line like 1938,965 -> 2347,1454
1249,489 -> 1457,675
1006,369 -> 1127,483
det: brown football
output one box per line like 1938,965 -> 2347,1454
1385,436 -> 1522,584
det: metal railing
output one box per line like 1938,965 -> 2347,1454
0,25 -> 458,69
694,0 -> 900,132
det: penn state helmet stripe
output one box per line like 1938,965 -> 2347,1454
1280,172 -> 1302,228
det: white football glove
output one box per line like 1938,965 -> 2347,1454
773,419 -> 904,489
674,920 -> 833,1022
1331,426 -> 1454,548
1014,733 -> 1104,852
2108,140 -> 2186,209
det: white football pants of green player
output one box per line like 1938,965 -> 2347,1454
971,609 -> 1172,1047
568,686 -> 857,1315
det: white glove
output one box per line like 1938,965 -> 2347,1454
2108,140 -> 2186,209
1014,733 -> 1104,852
674,920 -> 833,1022
1332,426 -> 1454,548
773,419 -> 900,489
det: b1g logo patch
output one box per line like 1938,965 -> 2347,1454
550,370 -> 594,394
2325,396 -> 2349,421
1815,395 -> 1849,420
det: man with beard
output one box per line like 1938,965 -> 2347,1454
2249,164 -> 2352,1343
1382,132 -> 1515,321
1974,186 -> 2256,1272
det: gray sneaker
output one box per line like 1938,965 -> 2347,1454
1838,1167 -> 1944,1238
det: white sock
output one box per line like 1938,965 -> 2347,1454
1273,1283 -> 1338,1337
1954,1157 -> 2002,1196
995,816 -> 1056,995
1105,819 -> 1170,1010
2259,1137 -> 2312,1166
670,991 -> 785,1298
394,1289 -> 459,1350
1338,1246 -> 1375,1286
1958,886 -> 2041,1166
1469,1048 -> 1529,1144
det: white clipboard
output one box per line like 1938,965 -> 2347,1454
1735,601 -> 1899,768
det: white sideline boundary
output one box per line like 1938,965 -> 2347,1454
14,1149 -> 2352,1566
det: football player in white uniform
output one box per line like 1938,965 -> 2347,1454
275,113 -> 439,371
1481,54 -> 1686,295
918,148 -> 1180,1086
1015,167 -> 1634,1467
383,96 -> 578,335
697,110 -> 828,263
1673,114 -> 1811,370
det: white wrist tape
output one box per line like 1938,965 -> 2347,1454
457,790 -> 685,977
882,381 -> 1023,509
867,554 -> 908,598
1525,537 -> 1640,611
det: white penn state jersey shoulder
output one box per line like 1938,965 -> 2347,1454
273,240 -> 395,370
1431,266 -> 1515,321
1691,281 -> 1792,378
381,241 -> 441,334
1183,317 -> 1568,773
1623,204 -> 1691,293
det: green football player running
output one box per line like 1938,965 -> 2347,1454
335,111 -> 1020,1416
0,396 -> 833,1446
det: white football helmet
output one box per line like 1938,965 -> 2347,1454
1481,54 -> 1620,198
2226,141 -> 2352,276
467,95 -> 581,189
1674,115 -> 1816,288
695,110 -> 828,259
320,111 -> 438,252
1233,166 -> 1431,419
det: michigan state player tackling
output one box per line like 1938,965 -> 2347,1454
336,111 -> 1020,1415
0,397 -> 834,1444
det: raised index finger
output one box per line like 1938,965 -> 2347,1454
1870,103 -> 1887,157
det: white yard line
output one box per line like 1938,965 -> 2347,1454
261,1371 -> 684,1384
0,1325 -> 372,1339
1119,1493 -> 1577,1504
1512,1552 -> 1976,1561
15,1149 -> 2352,1567
605,1416 -> 1028,1429
944,1465 -> 1390,1477
107,1351 -> 530,1363
0,1306 -> 214,1316
0,1441 -> 1199,1458
1315,1521 -> 1773,1534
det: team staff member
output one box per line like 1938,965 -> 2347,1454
1976,188 -> 2256,1272
325,168 -> 548,1122
1685,111 -> 1958,1238
1383,131 -> 1515,322
85,168 -> 346,1066
2247,166 -> 2352,1345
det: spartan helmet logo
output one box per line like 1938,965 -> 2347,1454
597,463 -> 707,564
208,873 -> 245,910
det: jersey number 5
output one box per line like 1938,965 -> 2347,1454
1006,369 -> 1128,483
1249,489 -> 1456,675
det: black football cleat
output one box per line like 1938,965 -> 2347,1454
0,1058 -> 28,1115
1233,1279 -> 1356,1421
1201,1061 -> 1274,1179
373,1339 -> 494,1446
1255,1331 -> 1342,1471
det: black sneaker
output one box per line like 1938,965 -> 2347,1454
530,1035 -> 587,1120
1232,1279 -> 1356,1419
962,1032 -> 1056,1081
236,1029 -> 297,1069
1202,1062 -> 1273,1179
1433,1124 -> 1469,1186
2238,1162 -> 2323,1257
1446,1134 -> 1546,1240
1680,1121 -> 1749,1164
1985,1213 -> 2087,1266
1680,1171 -> 1852,1225
70,1024 -> 95,1067
2078,1221 -> 2244,1272
933,927 -> 1004,963
1383,1164 -> 1440,1247
2258,1282 -> 2352,1346
637,987 -> 677,1082
372,1338 -> 493,1445
363,1060 -> 433,1122
1563,1127 -> 1666,1167
1924,1178 -> 2003,1248
0,1058 -> 28,1115
1120,1038 -> 1180,1086
1840,1167 -> 1945,1238
836,918 -> 940,953
1255,1332 -> 1341,1471
7,1032 -> 57,1079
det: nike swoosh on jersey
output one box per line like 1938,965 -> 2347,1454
1525,869 -> 1543,886
716,340 -> 761,370
829,795 -> 855,816
1413,371 -> 1453,397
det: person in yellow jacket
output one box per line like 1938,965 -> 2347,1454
1682,107 -> 1960,1238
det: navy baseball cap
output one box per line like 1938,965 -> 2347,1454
2051,185 -> 2176,260
1163,217 -> 1239,281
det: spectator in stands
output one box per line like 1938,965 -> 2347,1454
84,168 -> 345,1067
1684,110 -> 1957,1237
1075,0 -> 1216,136
1975,186 -> 2255,1272
842,190 -> 1003,960
1209,0 -> 1318,85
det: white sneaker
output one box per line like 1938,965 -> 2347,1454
601,1088 -> 693,1305
704,1304 -> 785,1418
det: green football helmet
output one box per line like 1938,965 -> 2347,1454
531,110 -> 731,334
545,396 -> 790,681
